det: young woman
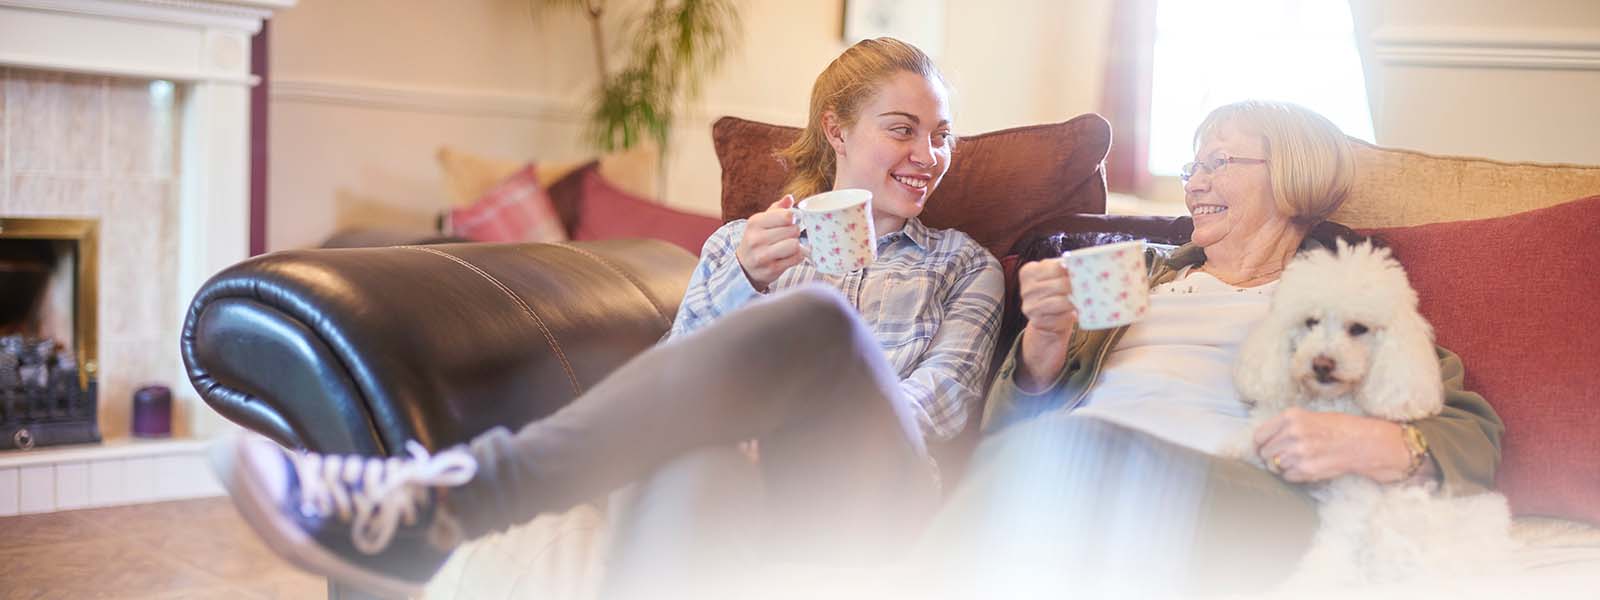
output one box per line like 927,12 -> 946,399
212,37 -> 1003,597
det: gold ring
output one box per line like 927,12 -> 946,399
1271,455 -> 1283,472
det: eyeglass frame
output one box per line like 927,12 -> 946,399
1180,155 -> 1269,182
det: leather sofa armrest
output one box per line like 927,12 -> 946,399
182,239 -> 697,455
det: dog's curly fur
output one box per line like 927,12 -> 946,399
1232,240 -> 1515,589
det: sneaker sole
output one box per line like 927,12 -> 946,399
210,436 -> 426,599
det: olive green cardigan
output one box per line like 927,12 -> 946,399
980,241 -> 1505,495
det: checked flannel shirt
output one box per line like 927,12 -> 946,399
666,217 -> 1004,442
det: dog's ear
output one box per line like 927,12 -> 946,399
1357,308 -> 1444,421
1235,311 -> 1297,414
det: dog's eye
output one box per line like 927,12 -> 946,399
1348,323 -> 1369,336
1304,317 -> 1320,328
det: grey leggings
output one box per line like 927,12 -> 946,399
440,285 -> 940,565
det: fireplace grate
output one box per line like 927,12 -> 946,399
1,335 -> 100,450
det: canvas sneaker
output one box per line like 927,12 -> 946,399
211,433 -> 477,598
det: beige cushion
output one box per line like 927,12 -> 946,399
1332,138 -> 1600,228
436,142 -> 661,207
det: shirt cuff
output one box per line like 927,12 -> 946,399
707,257 -> 763,316
1000,333 -> 1070,399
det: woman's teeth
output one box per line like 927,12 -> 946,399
1193,205 -> 1226,216
893,175 -> 927,190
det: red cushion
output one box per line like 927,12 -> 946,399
711,115 -> 1111,260
571,168 -> 722,255
1362,195 -> 1600,524
448,164 -> 568,243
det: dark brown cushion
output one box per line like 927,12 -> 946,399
711,115 -> 1112,259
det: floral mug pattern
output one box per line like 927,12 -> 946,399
1061,239 -> 1149,330
796,188 -> 876,275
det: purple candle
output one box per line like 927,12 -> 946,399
132,385 -> 171,438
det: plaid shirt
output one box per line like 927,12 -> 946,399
666,217 -> 1004,441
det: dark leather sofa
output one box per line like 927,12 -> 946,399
182,238 -> 699,457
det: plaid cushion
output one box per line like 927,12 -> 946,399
448,164 -> 568,243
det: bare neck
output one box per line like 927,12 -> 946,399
1199,225 -> 1306,287
873,214 -> 906,239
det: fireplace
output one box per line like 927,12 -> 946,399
0,0 -> 290,514
0,218 -> 100,449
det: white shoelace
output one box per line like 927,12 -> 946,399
291,440 -> 477,554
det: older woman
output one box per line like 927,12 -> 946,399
930,101 -> 1503,596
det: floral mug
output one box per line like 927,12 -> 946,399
796,188 -> 876,275
1061,239 -> 1150,330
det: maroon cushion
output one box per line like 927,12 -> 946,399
571,168 -> 722,256
544,160 -> 599,236
1361,195 -> 1600,524
711,115 -> 1112,260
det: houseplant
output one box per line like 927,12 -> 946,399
534,0 -> 742,153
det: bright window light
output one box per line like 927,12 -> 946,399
1148,0 -> 1375,177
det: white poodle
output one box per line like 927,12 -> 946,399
1231,239 -> 1515,589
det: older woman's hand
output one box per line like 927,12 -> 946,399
735,195 -> 807,291
1015,259 -> 1078,392
1253,408 -> 1424,484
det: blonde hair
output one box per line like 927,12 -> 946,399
778,38 -> 947,200
1194,100 -> 1355,226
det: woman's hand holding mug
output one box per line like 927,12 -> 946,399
1016,258 -> 1078,391
1016,240 -> 1150,392
736,195 -> 807,291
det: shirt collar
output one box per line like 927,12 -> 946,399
878,217 -> 933,251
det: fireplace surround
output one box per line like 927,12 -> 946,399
0,0 -> 293,514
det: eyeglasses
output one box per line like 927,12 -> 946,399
1180,155 -> 1269,182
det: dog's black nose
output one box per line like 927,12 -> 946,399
1312,356 -> 1337,381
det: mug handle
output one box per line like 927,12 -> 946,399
1058,255 -> 1078,309
792,210 -> 812,263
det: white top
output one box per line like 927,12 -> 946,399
1074,269 -> 1277,455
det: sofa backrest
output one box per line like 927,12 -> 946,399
1332,138 -> 1600,228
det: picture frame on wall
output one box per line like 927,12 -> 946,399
842,0 -> 946,59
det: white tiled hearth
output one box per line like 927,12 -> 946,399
1,0 -> 294,512
0,438 -> 220,515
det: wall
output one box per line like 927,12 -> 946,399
265,0 -> 1113,250
1351,0 -> 1600,165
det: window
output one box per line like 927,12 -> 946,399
1148,0 -> 1375,177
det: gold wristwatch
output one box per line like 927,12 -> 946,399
1399,423 -> 1430,479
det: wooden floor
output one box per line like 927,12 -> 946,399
0,497 -> 325,599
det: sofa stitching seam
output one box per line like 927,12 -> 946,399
402,245 -> 583,396
551,243 -> 674,329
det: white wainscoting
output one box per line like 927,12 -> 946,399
1372,26 -> 1600,71
271,78 -> 585,121
271,77 -> 799,126
1363,25 -> 1600,167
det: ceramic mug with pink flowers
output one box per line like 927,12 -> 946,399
796,188 -> 876,275
1061,240 -> 1150,330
